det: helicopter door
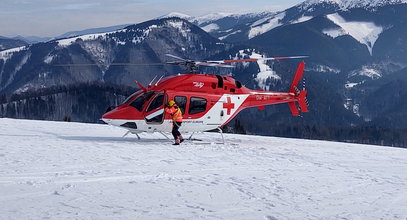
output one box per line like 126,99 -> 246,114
144,92 -> 167,124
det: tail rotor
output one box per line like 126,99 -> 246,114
288,61 -> 309,116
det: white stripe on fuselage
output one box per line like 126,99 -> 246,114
199,94 -> 249,126
145,109 -> 164,120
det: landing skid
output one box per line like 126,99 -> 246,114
182,128 -> 226,145
122,131 -> 140,140
120,128 -> 228,145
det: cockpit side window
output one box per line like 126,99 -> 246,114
123,90 -> 142,105
129,91 -> 155,112
174,96 -> 187,115
147,94 -> 164,112
189,97 -> 207,115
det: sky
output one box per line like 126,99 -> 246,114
0,0 -> 304,38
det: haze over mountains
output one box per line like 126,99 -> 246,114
1,0 -> 406,146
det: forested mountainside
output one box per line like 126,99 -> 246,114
0,82 -> 134,123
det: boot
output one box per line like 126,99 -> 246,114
173,138 -> 180,145
179,135 -> 185,143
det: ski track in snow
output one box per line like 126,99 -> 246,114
0,118 -> 407,219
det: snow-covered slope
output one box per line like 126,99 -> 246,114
192,12 -> 235,25
300,0 -> 407,11
55,24 -> 131,40
324,13 -> 383,55
158,12 -> 192,20
1,118 -> 406,219
196,0 -> 407,41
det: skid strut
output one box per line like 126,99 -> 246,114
217,127 -> 225,144
122,131 -> 140,140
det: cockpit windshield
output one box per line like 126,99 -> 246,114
128,91 -> 156,112
122,90 -> 142,105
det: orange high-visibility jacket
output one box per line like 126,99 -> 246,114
165,104 -> 183,122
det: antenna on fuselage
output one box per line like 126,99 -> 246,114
149,75 -> 157,86
155,75 -> 164,86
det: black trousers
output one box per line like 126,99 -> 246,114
172,122 -> 182,140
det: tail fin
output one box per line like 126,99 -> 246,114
288,62 -> 309,116
289,61 -> 305,93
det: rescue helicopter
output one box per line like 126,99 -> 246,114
100,54 -> 309,140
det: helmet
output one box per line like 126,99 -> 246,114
168,100 -> 175,106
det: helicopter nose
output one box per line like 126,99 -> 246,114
101,110 -> 115,124
105,105 -> 116,113
102,105 -> 139,122
102,106 -> 122,120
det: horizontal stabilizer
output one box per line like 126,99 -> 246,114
298,90 -> 309,112
288,102 -> 299,116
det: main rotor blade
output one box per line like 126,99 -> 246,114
195,62 -> 234,68
208,55 -> 309,64
270,56 -> 310,60
165,61 -> 185,65
54,63 -> 167,67
165,54 -> 187,61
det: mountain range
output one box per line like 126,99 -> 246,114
1,0 -> 407,146
0,36 -> 28,51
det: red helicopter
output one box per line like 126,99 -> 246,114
101,54 -> 309,139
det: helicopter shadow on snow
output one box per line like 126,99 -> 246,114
57,135 -> 171,144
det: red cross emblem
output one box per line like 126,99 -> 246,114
223,97 -> 235,115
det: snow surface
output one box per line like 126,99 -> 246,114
202,23 -> 220,33
44,54 -> 56,64
192,12 -> 235,25
299,0 -> 407,11
350,65 -> 382,79
248,12 -> 286,39
0,46 -> 27,61
159,12 -> 192,20
323,27 -> 347,38
291,16 -> 313,24
325,13 -> 383,55
345,82 -> 359,88
218,30 -> 242,40
55,19 -> 191,49
307,64 -> 341,74
1,118 -> 407,219
166,20 -> 191,39
248,51 -> 281,90
56,31 -> 120,47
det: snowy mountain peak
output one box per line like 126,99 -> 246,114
299,0 -> 407,10
192,12 -> 236,25
55,17 -> 196,48
158,12 -> 192,20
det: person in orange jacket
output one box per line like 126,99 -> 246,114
165,100 -> 184,145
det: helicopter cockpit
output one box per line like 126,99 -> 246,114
121,90 -> 167,123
